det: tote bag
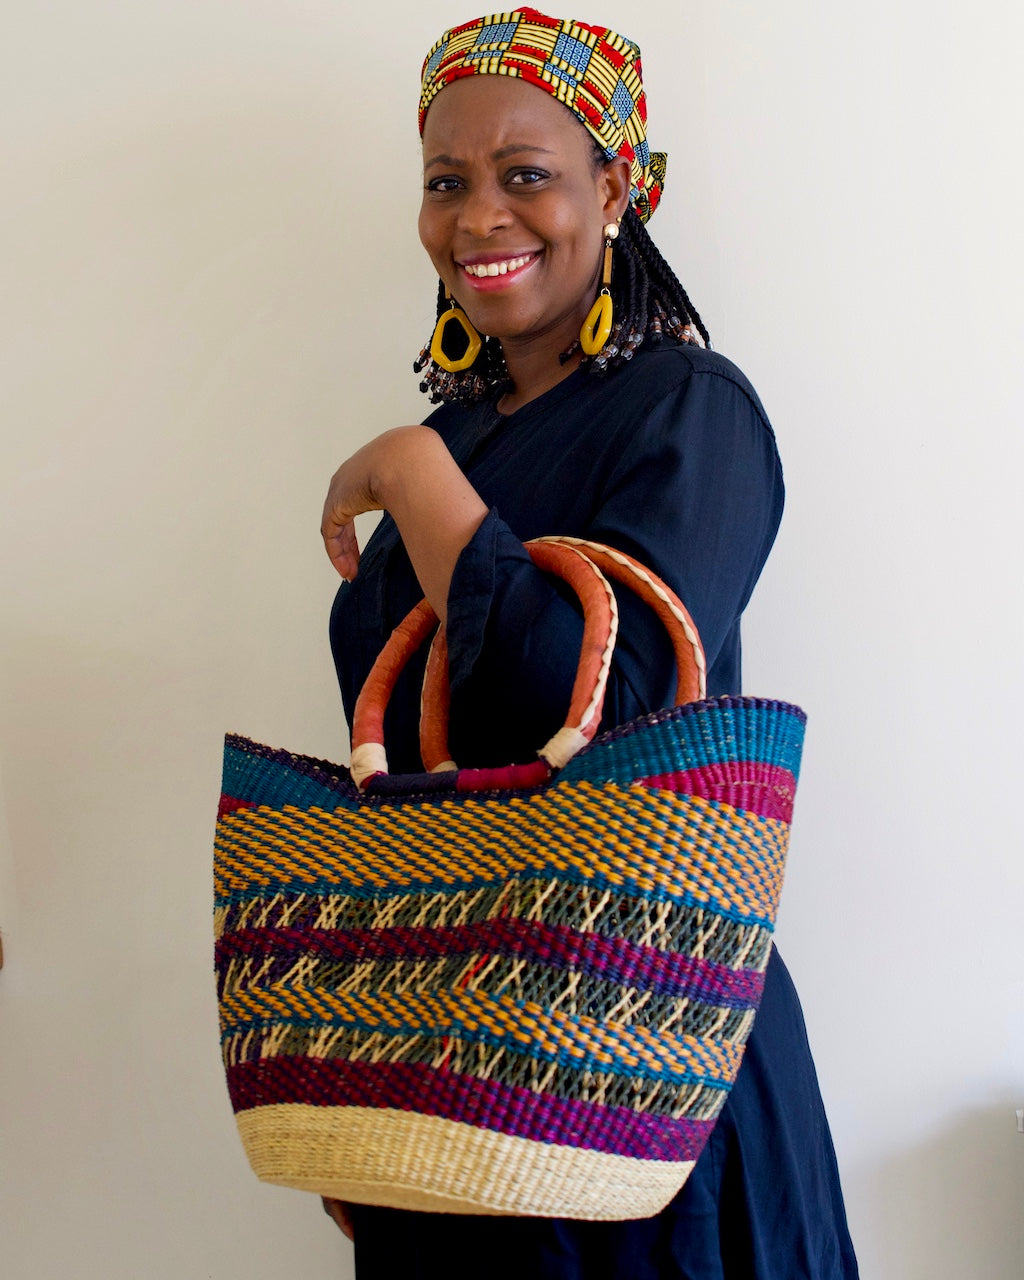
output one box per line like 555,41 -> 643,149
214,537 -> 805,1220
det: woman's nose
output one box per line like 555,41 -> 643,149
456,182 -> 512,237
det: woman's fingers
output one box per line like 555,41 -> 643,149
320,426 -> 486,611
321,452 -> 377,580
321,508 -> 361,580
321,428 -> 419,579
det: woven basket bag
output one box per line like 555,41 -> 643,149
214,537 -> 806,1221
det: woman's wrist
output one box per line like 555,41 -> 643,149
379,428 -> 487,623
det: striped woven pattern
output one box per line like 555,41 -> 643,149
214,695 -> 805,1219
419,8 -> 666,222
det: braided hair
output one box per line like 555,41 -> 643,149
413,190 -> 710,405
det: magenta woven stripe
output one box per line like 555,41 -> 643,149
641,762 -> 797,823
218,794 -> 255,819
226,1056 -> 716,1162
217,921 -> 765,1008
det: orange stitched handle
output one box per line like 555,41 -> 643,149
352,541 -> 617,786
350,599 -> 439,784
419,542 -> 620,774
535,538 -> 706,704
421,538 -> 705,772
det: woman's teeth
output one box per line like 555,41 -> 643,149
463,255 -> 533,278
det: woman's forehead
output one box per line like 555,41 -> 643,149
421,76 -> 590,155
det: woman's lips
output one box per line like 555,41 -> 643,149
458,251 -> 540,291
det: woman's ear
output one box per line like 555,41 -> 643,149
600,155 -> 633,222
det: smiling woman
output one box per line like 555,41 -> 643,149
418,76 -> 630,387
317,8 -> 859,1279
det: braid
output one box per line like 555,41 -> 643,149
412,174 -> 711,402
579,209 -> 710,377
622,210 -> 711,349
633,235 -> 650,343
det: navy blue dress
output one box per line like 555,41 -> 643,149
329,342 -> 858,1278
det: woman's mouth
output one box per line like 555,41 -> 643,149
458,252 -> 540,290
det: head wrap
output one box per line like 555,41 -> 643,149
419,8 -> 666,223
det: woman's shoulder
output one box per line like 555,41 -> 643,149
585,342 -> 778,470
616,341 -> 772,428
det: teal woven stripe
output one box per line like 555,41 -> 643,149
221,738 -> 357,813
560,701 -> 806,787
216,883 -> 774,969
218,987 -> 737,1090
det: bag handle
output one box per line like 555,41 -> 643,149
537,538 -> 706,702
418,537 -> 707,775
350,540 -> 618,790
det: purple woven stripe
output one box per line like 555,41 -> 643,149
217,920 -> 765,1008
226,1056 -> 715,1162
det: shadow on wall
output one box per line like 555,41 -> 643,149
864,1104 -> 1024,1279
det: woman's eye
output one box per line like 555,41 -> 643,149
426,176 -> 462,194
508,169 -> 548,186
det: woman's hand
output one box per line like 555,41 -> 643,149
320,427 -> 411,582
321,425 -> 487,624
321,1196 -> 355,1241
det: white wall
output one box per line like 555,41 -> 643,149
1,3 -> 1021,1277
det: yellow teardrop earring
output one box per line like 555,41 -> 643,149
579,221 -> 619,356
430,287 -> 482,373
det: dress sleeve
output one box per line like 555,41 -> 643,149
444,368 -> 784,768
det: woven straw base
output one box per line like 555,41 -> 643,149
237,1104 -> 693,1221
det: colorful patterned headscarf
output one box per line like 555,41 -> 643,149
419,8 -> 666,223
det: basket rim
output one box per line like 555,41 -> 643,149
222,696 -> 806,807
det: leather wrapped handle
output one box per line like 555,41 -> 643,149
350,541 -> 618,789
536,538 -> 706,704
418,538 -> 706,775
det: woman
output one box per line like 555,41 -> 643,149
320,10 -> 858,1278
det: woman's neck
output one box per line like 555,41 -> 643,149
496,341 -> 583,415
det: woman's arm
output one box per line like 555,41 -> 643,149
321,425 -> 487,626
440,369 -> 784,765
326,361 -> 782,770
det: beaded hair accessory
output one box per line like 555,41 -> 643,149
419,7 -> 666,223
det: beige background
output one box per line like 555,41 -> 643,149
2,2 -> 1022,1277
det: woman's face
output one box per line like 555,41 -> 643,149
419,76 -> 630,356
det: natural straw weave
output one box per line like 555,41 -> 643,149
214,540 -> 805,1220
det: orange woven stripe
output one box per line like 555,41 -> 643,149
214,782 -> 788,924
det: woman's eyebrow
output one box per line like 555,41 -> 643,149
424,144 -> 556,169
492,144 -> 555,160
